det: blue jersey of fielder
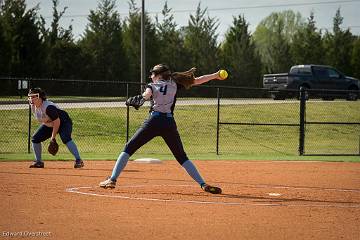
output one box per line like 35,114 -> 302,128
31,100 -> 70,127
147,79 -> 183,114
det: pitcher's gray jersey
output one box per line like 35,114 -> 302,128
147,79 -> 182,113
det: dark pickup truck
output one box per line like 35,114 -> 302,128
263,65 -> 359,100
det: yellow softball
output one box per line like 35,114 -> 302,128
219,69 -> 228,80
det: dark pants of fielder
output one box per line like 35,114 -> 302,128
32,118 -> 73,144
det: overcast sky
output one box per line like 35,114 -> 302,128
26,0 -> 360,41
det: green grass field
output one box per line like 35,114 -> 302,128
1,100 -> 359,162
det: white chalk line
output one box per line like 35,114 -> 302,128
243,184 -> 360,193
66,184 -> 360,208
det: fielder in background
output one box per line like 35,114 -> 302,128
27,88 -> 84,168
100,64 -> 228,194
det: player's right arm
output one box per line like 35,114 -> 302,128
142,86 -> 152,100
192,71 -> 221,86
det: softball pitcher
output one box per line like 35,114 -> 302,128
28,88 -> 84,168
100,64 -> 227,194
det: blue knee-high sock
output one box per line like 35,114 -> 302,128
110,152 -> 130,181
66,140 -> 81,161
182,160 -> 205,186
32,142 -> 42,162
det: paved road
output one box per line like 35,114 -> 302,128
0,99 -> 303,110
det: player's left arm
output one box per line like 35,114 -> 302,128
46,105 -> 60,140
51,118 -> 60,140
192,71 -> 222,86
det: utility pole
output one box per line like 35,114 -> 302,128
140,0 -> 145,93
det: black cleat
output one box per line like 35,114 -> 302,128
29,161 -> 44,168
74,160 -> 84,168
202,184 -> 222,194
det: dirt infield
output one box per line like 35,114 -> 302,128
0,160 -> 359,240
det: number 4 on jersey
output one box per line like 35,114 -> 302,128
159,85 -> 167,95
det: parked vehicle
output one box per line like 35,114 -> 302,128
263,65 -> 359,100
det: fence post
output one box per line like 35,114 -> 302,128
27,104 -> 31,153
126,83 -> 129,143
27,79 -> 31,153
216,87 -> 220,155
298,87 -> 306,155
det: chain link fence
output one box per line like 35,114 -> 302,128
0,78 -> 359,159
216,87 -> 301,156
301,89 -> 360,155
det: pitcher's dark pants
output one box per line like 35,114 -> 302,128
124,112 -> 188,165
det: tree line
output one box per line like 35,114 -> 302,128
1,0 -> 360,91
